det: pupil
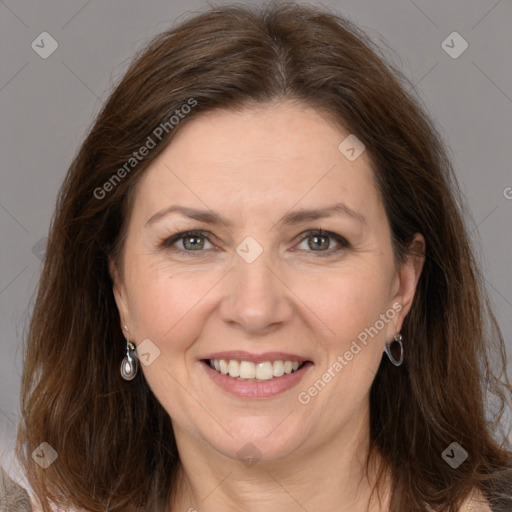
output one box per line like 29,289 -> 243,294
310,235 -> 328,250
185,236 -> 203,250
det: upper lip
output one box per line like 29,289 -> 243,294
201,350 -> 311,364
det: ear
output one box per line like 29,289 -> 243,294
387,233 -> 425,336
108,255 -> 130,331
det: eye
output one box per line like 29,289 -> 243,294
159,230 -> 215,254
294,229 -> 349,254
159,229 -> 350,257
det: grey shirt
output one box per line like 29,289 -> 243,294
0,466 -> 32,512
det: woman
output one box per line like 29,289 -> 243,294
9,2 -> 511,511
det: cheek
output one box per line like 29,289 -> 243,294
302,277 -> 391,407
125,260 -> 216,353
126,253 -> 394,352
123,266 -> 207,414
298,263 -> 394,349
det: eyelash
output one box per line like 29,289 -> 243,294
159,229 -> 350,257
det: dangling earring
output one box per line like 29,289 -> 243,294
384,333 -> 404,367
120,325 -> 138,380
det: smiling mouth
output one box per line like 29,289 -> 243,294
204,358 -> 307,381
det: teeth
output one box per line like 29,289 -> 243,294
228,359 -> 239,377
219,359 -> 228,374
273,360 -> 284,377
255,361 -> 273,380
239,361 -> 255,379
208,358 -> 305,380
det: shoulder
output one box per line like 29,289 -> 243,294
458,489 -> 492,512
30,492 -> 79,512
0,466 -> 32,511
0,466 -> 76,512
30,494 -> 79,511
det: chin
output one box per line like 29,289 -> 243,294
200,417 -> 309,464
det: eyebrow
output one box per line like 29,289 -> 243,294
144,201 -> 367,228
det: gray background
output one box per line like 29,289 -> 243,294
1,0 -> 511,484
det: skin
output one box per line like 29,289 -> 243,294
110,100 -> 425,512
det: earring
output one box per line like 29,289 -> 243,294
120,325 -> 138,380
384,333 -> 404,367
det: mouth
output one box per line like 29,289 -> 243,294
204,358 -> 307,381
200,354 -> 313,399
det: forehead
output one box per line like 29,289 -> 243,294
131,100 -> 382,226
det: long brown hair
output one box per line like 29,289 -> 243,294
16,3 -> 512,511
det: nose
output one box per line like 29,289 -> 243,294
219,247 -> 294,335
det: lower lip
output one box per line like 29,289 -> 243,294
201,360 -> 313,399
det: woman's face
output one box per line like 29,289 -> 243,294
111,100 -> 423,465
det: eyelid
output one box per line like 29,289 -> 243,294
159,230 -> 217,250
293,229 -> 350,253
